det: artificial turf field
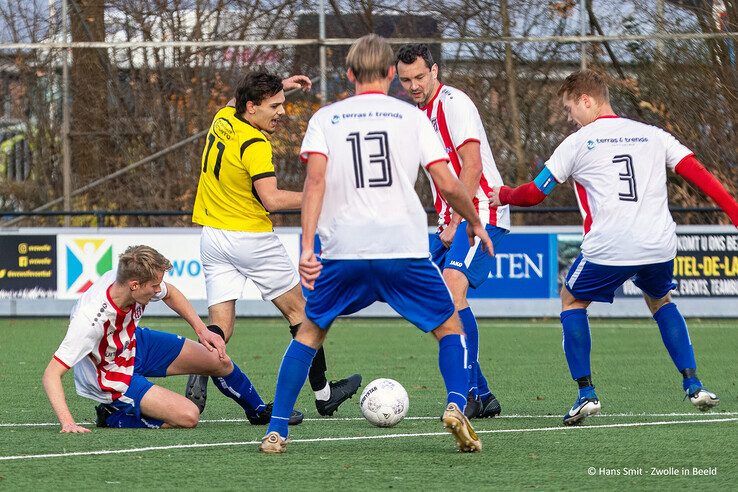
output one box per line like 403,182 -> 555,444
0,317 -> 735,490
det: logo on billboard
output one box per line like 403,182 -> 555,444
66,239 -> 113,294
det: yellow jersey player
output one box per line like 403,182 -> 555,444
188,72 -> 361,420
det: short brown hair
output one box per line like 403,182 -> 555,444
558,69 -> 609,102
346,34 -> 395,83
235,71 -> 283,115
116,245 -> 172,284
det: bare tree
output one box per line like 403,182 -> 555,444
0,0 -> 734,227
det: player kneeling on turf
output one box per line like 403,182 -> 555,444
42,245 -> 286,431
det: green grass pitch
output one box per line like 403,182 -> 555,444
0,317 -> 735,489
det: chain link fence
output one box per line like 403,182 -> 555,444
0,0 -> 736,227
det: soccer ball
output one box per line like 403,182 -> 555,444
359,378 -> 409,427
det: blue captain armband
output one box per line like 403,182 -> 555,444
533,167 -> 558,195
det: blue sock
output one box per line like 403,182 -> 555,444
560,309 -> 592,381
266,340 -> 317,437
683,377 -> 702,393
106,411 -> 164,429
438,334 -> 469,411
653,303 -> 697,382
458,307 -> 479,397
212,362 -> 266,417
578,385 -> 597,399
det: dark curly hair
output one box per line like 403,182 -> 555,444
395,43 -> 434,69
235,72 -> 283,114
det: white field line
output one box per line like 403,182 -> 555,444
0,417 -> 735,461
2,412 -> 737,428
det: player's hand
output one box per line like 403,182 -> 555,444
466,222 -> 494,255
488,187 -> 503,207
199,328 -> 227,360
299,249 -> 322,290
282,75 -> 312,92
60,422 -> 90,433
439,221 -> 457,248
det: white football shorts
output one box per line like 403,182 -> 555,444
200,226 -> 299,305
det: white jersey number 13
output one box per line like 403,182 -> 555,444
346,131 -> 393,189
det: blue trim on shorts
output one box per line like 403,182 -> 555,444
564,253 -> 677,303
430,223 -> 508,288
305,258 -> 455,332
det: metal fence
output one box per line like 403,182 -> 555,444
0,0 -> 736,228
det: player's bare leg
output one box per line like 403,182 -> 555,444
443,269 -> 471,312
271,284 -> 305,326
273,284 -> 361,416
137,340 -> 233,428
560,286 -> 591,311
168,337 -> 233,377
432,315 -> 482,453
643,292 -> 719,410
184,300 -> 235,412
208,300 -> 237,341
140,385 -> 202,428
292,319 -> 327,349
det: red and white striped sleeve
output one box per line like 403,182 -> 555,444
417,110 -> 449,169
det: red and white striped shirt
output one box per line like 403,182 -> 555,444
53,270 -> 167,404
420,84 -> 510,231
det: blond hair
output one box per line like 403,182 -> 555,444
116,245 -> 172,284
558,69 -> 610,102
346,34 -> 395,83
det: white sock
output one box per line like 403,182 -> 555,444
314,382 -> 331,401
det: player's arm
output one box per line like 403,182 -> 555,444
252,176 -> 302,211
674,155 -> 738,227
161,282 -> 226,359
299,153 -> 327,290
440,141 -> 483,245
489,166 -> 558,208
428,161 -> 493,254
42,358 -> 90,433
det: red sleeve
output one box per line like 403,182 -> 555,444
53,355 -> 71,369
456,138 -> 480,151
300,151 -> 328,164
675,155 -> 738,226
425,158 -> 449,170
498,182 -> 547,207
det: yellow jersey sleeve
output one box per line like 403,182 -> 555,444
192,107 -> 275,232
242,140 -> 275,179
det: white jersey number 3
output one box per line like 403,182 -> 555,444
615,154 -> 638,202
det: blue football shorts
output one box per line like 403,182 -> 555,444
429,223 -> 508,288
305,257 -> 455,332
564,253 -> 677,303
104,327 -> 185,428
